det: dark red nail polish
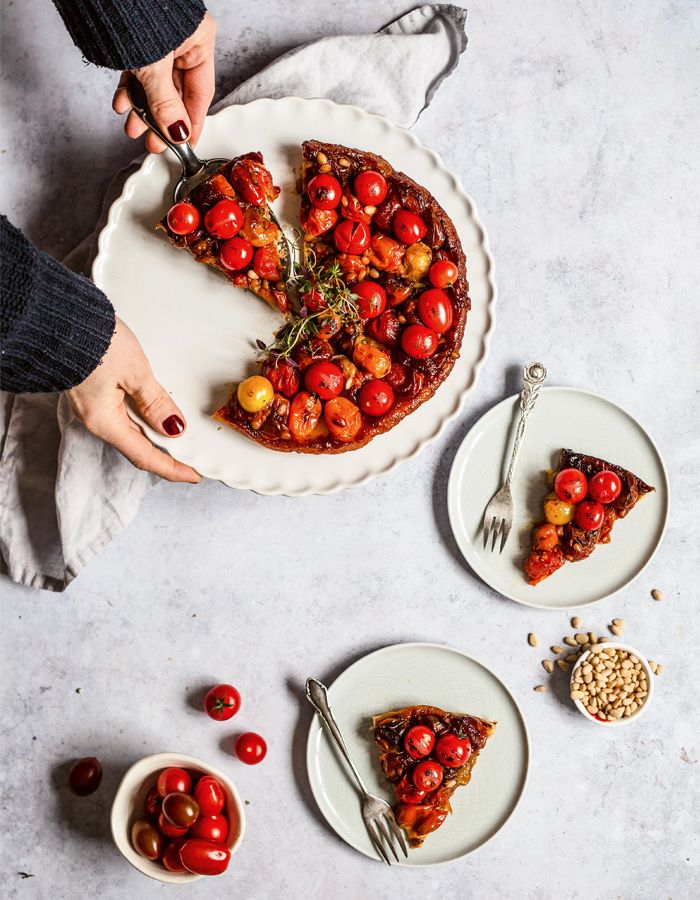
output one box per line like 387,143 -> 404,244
163,415 -> 185,435
168,120 -> 189,142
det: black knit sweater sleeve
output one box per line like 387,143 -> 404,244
0,217 -> 116,394
52,0 -> 207,70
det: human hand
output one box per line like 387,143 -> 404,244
67,318 -> 201,483
112,12 -> 217,153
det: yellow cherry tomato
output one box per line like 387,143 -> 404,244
543,492 -> 575,525
237,375 -> 274,413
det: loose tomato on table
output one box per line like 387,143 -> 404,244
158,810 -> 188,838
357,379 -> 394,417
179,839 -> 231,876
132,818 -> 165,861
554,468 -> 588,504
354,169 -> 388,205
263,359 -> 299,398
412,759 -> 443,792
204,684 -> 242,721
403,725 -> 436,759
235,732 -> 267,765
193,776 -> 226,817
392,209 -> 427,244
166,202 -> 200,236
307,173 -> 342,209
253,245 -> 281,281
574,500 -> 605,531
190,814 -> 229,844
157,767 -> 192,797
162,838 -> 188,873
429,258 -> 459,289
68,757 -> 102,796
203,199 -> 244,239
300,205 -> 337,238
588,470 -> 622,504
435,732 -> 471,768
324,397 -> 363,442
333,220 -> 371,254
352,281 -> 387,319
220,236 -> 253,271
303,360 -> 344,400
395,774 -> 428,805
417,288 -> 453,334
401,324 -> 439,359
289,391 -> 322,441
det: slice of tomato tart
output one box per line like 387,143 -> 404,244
524,449 -> 655,585
372,705 -> 495,848
157,151 -> 289,314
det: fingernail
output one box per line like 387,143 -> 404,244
168,120 -> 189,142
163,415 -> 185,435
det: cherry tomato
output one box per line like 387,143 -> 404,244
204,684 -> 241,721
357,379 -> 394,417
543,493 -> 575,525
294,338 -> 333,370
300,205 -> 337,237
352,281 -> 387,319
532,522 -> 560,551
554,468 -> 588,504
412,760 -> 444,792
162,839 -> 188,873
229,157 -> 275,206
395,774 -> 429,805
179,839 -> 231,876
68,757 -> 102,796
289,391 -> 322,441
190,814 -> 229,844
193,776 -> 226,817
352,337 -> 392,378
367,233 -> 404,272
574,499 -> 605,531
304,360 -> 344,399
167,202 -> 200,236
393,209 -> 427,244
401,324 -> 438,359
157,768 -> 192,798
253,245 -> 281,281
235,732 -> 267,765
435,732 -> 471,768
307,174 -> 342,210
404,241 -> 433,281
588,470 -> 622,504
334,220 -> 371,254
131,818 -> 164,860
237,375 -> 274,413
339,187 -> 371,223
384,278 -> 413,307
367,310 -> 400,345
335,253 -> 365,282
354,170 -> 388,205
417,288 -> 453,334
158,809 -> 188,838
145,786 -> 162,817
240,206 -> 278,247
162,792 -> 199,829
525,547 -> 565,584
385,361 -> 409,391
204,199 -> 244,239
302,288 -> 327,312
220,236 -> 253,271
429,258 -> 459,289
403,725 -> 436,759
324,397 -> 363,442
263,359 -> 299,398
316,311 -> 342,339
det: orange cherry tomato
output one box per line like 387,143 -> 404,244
324,397 -> 362,442
289,391 -> 322,441
352,337 -> 392,378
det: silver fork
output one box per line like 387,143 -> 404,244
482,362 -> 547,553
305,678 -> 408,865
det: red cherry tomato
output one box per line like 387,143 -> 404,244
193,776 -> 226,817
162,793 -> 199,829
235,732 -> 267,765
401,324 -> 438,359
352,281 -> 387,319
435,732 -> 471,768
412,760 -> 444,792
167,202 -> 200,236
220,237 -> 253,271
300,205 -> 337,238
204,684 -> 241,721
262,358 -> 300,398
392,209 -> 427,244
429,259 -> 459,289
229,157 -> 275,206
190,814 -> 229,844
145,786 -> 162,817
162,839 -> 188,873
307,173 -> 342,210
303,360 -> 344,400
574,499 -> 605,531
367,310 -> 400,345
554,468 -> 588,504
417,288 -> 453,334
203,199 -> 244,239
357,379 -> 394,417
354,170 -> 388,205
395,774 -> 429,805
403,725 -> 436,759
588,470 -> 622,504
179,839 -> 231,876
131,818 -> 164,860
157,767 -> 192,798
333,220 -> 371,254
302,288 -> 327,312
253,245 -> 281,281
68,757 -> 102,796
158,810 -> 188,838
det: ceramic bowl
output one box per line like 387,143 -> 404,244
569,641 -> 654,726
110,752 -> 245,883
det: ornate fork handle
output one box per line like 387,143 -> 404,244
306,678 -> 369,796
504,362 -> 547,485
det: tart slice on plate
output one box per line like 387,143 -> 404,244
157,151 -> 289,313
372,705 -> 495,848
524,449 -> 655,585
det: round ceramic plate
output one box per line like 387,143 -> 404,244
92,97 -> 495,496
447,386 -> 669,609
306,643 -> 529,866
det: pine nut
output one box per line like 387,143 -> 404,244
338,157 -> 351,167
564,637 -> 578,647
533,685 -> 548,692
571,617 -> 582,628
528,633 -> 538,647
610,624 -> 623,636
319,164 -> 332,173
316,151 -> 328,165
612,618 -> 625,628
651,589 -> 664,601
551,645 -> 563,654
542,660 -> 554,673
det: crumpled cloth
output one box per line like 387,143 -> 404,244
0,4 -> 468,591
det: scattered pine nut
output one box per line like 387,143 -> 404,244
556,659 -> 570,672
575,633 -> 588,645
651,589 -> 664,601
610,624 -> 623,637
533,685 -> 548,692
528,633 -> 538,647
551,645 -> 563,654
542,660 -> 554,673
655,663 -> 664,676
612,618 -> 625,628
588,632 -> 598,644
571,616 -> 582,628
564,636 -> 578,647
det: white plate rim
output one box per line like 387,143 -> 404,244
92,96 -> 497,497
447,385 -> 671,609
305,641 -> 530,867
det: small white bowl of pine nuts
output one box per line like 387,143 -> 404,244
569,642 -> 654,725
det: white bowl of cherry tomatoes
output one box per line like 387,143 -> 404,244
110,752 -> 245,883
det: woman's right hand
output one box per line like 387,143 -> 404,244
67,318 -> 201,483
